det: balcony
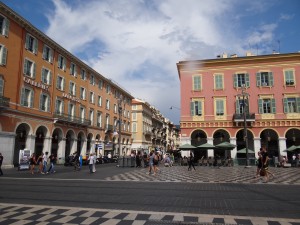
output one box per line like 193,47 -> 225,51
0,95 -> 10,108
53,112 -> 91,127
233,113 -> 255,122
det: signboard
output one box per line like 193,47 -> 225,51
18,149 -> 31,170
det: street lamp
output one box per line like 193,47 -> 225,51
237,85 -> 250,167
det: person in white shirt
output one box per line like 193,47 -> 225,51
88,153 -> 95,173
42,152 -> 48,174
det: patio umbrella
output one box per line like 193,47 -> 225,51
178,144 -> 196,151
282,145 -> 299,152
197,143 -> 215,149
237,148 -> 255,153
215,142 -> 236,150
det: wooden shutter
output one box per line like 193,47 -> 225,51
33,38 -> 38,54
39,93 -> 43,110
4,18 -> 9,37
190,102 -> 195,116
42,46 -> 46,59
0,77 -> 3,95
32,63 -> 36,78
49,49 -> 53,63
47,95 -> 50,112
271,98 -> 276,113
56,77 -> 60,89
58,55 -> 61,68
49,71 -> 52,84
296,97 -> 300,113
258,99 -> 263,114
63,78 -> 66,90
1,46 -> 7,65
55,99 -> 58,113
41,68 -> 45,82
20,88 -> 25,105
25,33 -> 30,50
256,72 -> 261,86
23,59 -> 27,74
63,57 -> 66,71
30,89 -> 34,108
283,98 -> 288,113
235,99 -> 240,114
245,73 -> 250,87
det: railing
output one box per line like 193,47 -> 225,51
53,112 -> 91,126
233,113 -> 255,122
0,96 -> 10,107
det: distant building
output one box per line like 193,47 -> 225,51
0,2 -> 133,167
177,52 -> 300,164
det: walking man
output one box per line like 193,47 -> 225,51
188,152 -> 196,171
0,152 -> 3,176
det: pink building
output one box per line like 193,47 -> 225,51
177,52 -> 300,165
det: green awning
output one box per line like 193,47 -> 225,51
237,148 -> 255,153
283,145 -> 300,152
197,143 -> 215,149
178,144 -> 196,150
215,142 -> 236,150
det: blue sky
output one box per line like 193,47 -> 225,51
2,0 -> 300,124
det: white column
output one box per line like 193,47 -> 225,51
230,137 -> 237,158
44,137 -> 52,154
278,137 -> 287,157
82,140 -> 87,155
71,140 -> 77,154
26,134 -> 35,151
207,137 -> 214,157
254,137 -> 261,157
58,138 -> 66,164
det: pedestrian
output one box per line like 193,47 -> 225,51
29,153 -> 36,174
42,152 -> 48,174
47,153 -> 56,174
255,150 -> 263,178
88,153 -> 94,173
0,152 -> 3,176
153,151 -> 160,174
136,151 -> 142,168
79,154 -> 83,170
148,151 -> 154,175
261,146 -> 275,182
92,153 -> 96,173
188,152 -> 196,171
107,152 -> 112,163
37,154 -> 43,174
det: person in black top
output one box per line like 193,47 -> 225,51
261,146 -> 275,182
0,152 -> 3,176
188,152 -> 196,171
255,149 -> 263,178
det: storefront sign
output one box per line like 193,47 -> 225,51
23,77 -> 49,91
62,93 -> 81,103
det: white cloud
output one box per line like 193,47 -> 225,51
45,0 -> 279,123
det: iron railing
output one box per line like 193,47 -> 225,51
54,112 -> 91,126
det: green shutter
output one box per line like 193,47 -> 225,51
69,82 -> 72,94
32,63 -> 36,78
49,49 -> 53,63
47,95 -> 50,112
245,73 -> 250,87
0,78 -> 3,95
63,58 -> 66,71
39,94 -> 43,110
296,97 -> 300,113
283,98 -> 288,113
62,101 -> 64,114
20,88 -> 25,105
233,74 -> 238,88
190,102 -> 195,116
58,56 -> 61,68
25,33 -> 30,49
23,59 -> 27,74
256,72 -> 261,86
269,72 -> 274,86
49,71 -> 52,84
258,99 -> 263,114
4,18 -> 9,37
271,99 -> 276,113
56,77 -> 60,89
1,46 -> 7,65
55,99 -> 58,113
34,38 -> 38,54
30,89 -> 34,108
235,99 -> 240,114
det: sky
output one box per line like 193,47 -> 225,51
2,0 -> 300,124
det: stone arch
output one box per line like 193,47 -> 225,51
213,129 -> 231,158
65,129 -> 76,159
284,128 -> 300,160
86,133 -> 93,154
260,128 -> 279,158
34,125 -> 49,156
13,123 -> 31,166
51,127 -> 64,158
190,129 -> 208,147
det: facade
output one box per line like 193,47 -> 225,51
177,52 -> 300,163
131,99 -> 180,154
0,3 -> 133,167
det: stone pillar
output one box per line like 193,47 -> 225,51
207,137 -> 214,157
58,138 -> 66,164
278,137 -> 287,157
44,136 -> 52,154
254,137 -> 261,156
230,137 -> 237,159
26,134 -> 36,151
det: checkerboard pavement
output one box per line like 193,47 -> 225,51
1,203 -> 300,225
105,165 -> 300,185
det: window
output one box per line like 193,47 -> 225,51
0,15 -> 10,37
56,76 -> 65,91
41,68 -> 52,85
105,115 -> 110,129
258,99 -> 276,114
256,72 -> 274,87
55,98 -> 64,115
42,45 -> 53,63
98,96 -> 102,106
132,122 -> 137,132
80,87 -> 86,100
69,81 -> 76,96
284,70 -> 295,86
39,93 -> 50,112
132,112 -> 137,120
132,105 -> 137,110
23,59 -> 36,78
80,106 -> 85,122
97,111 -> 102,127
90,74 -> 95,85
127,111 -> 130,118
235,98 -> 249,114
233,73 -> 250,88
89,109 -> 94,125
89,91 -> 95,103
106,99 -> 110,110
193,75 -> 201,91
128,122 -> 130,132
106,84 -> 111,94
190,101 -> 202,116
0,76 -> 4,95
80,69 -> 86,80
70,62 -> 76,76
215,99 -> 224,116
0,44 -> 7,65
114,104 -> 117,113
68,102 -> 75,120
214,74 -> 223,90
283,98 -> 300,113
20,87 -> 34,108
98,79 -> 103,89
58,55 -> 66,71
25,33 -> 38,54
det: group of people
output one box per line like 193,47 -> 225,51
29,152 -> 56,175
255,146 -> 275,182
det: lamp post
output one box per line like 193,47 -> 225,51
237,85 -> 250,167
